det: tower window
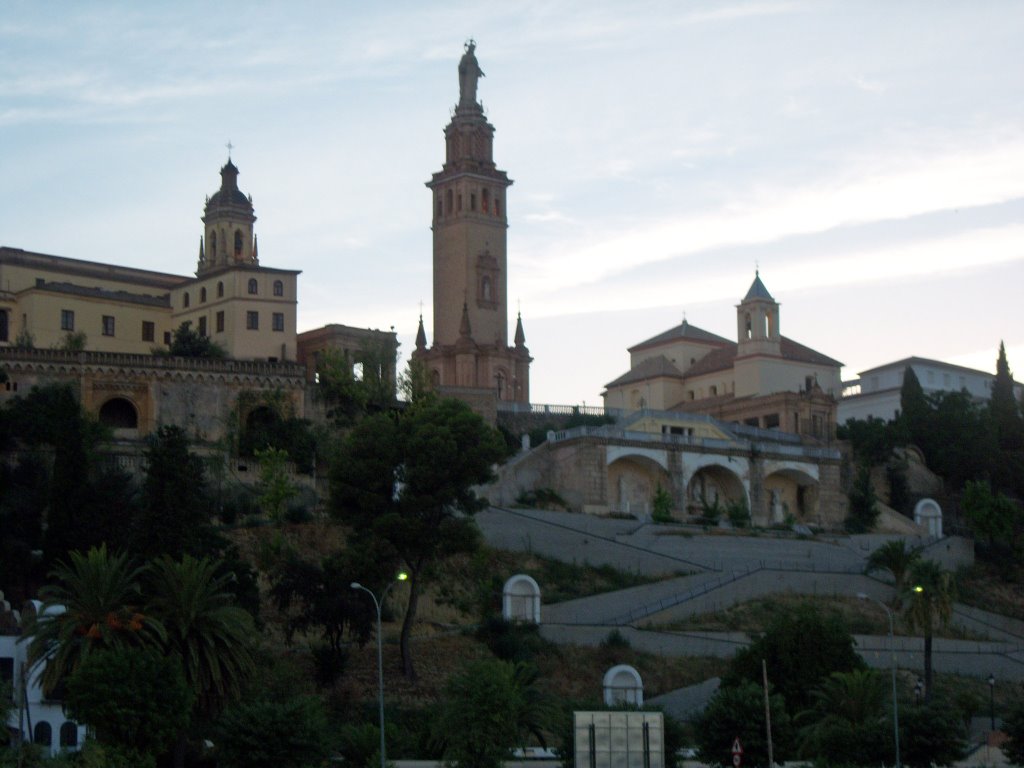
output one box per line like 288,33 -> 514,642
482,188 -> 490,213
745,313 -> 752,339
209,231 -> 217,258
481,276 -> 492,301
60,309 -> 75,331
457,193 -> 463,211
234,229 -> 243,257
248,278 -> 258,295
447,189 -> 454,214
217,281 -> 224,298
495,198 -> 500,216
200,287 -> 207,302
216,311 -> 225,333
273,280 -> 284,297
470,193 -> 476,211
183,292 -> 190,308
102,316 -> 115,337
142,321 -> 155,342
272,312 -> 284,332
246,311 -> 259,330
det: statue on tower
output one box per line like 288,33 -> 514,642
458,39 -> 484,106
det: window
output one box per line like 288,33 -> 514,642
272,312 -> 284,332
246,311 -> 259,330
482,188 -> 490,213
60,309 -> 75,331
436,197 -> 442,217
200,287 -> 207,302
495,197 -> 501,216
273,280 -> 284,297
209,230 -> 217,258
217,281 -> 224,298
457,193 -> 463,211
34,722 -> 51,747
216,311 -> 224,333
60,722 -> 78,748
163,331 -> 172,345
248,278 -> 258,295
198,316 -> 207,336
470,192 -> 476,211
102,316 -> 115,337
447,189 -> 453,213
142,321 -> 155,342
183,292 -> 190,308
234,229 -> 243,257
0,310 -> 7,342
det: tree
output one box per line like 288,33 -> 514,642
331,397 -> 506,678
845,464 -> 879,533
64,646 -> 192,763
213,696 -> 332,768
135,425 -> 212,559
865,540 -> 921,606
146,554 -> 257,768
434,659 -> 553,768
899,697 -> 966,768
991,341 -> 1023,451
796,669 -> 889,767
1002,697 -> 1024,766
254,446 -> 298,523
695,681 -> 793,767
902,559 -> 956,700
724,604 -> 864,715
23,545 -> 163,696
838,417 -> 895,466
896,366 -> 929,448
166,321 -> 225,358
962,479 -> 1022,556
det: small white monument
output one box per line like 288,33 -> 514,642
603,664 -> 644,707
913,498 -> 943,538
502,574 -> 541,624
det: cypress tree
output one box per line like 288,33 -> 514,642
991,341 -> 1023,451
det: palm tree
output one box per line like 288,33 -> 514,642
902,559 -> 956,700
798,669 -> 889,764
23,545 -> 163,696
145,555 -> 256,716
866,540 -> 921,607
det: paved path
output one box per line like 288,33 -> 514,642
478,506 -> 1023,694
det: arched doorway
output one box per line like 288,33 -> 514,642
98,397 -> 138,429
763,468 -> 819,526
686,464 -> 746,519
608,454 -> 671,518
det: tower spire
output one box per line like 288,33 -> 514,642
415,314 -> 427,351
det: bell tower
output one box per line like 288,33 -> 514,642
198,158 -> 258,275
416,42 -> 530,405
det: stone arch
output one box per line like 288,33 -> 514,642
603,664 -> 643,707
502,574 -> 541,624
763,465 -> 820,525
686,462 -> 747,517
607,448 -> 671,518
914,498 -> 943,538
98,397 -> 138,429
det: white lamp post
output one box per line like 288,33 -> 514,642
858,592 -> 901,768
352,573 -> 408,768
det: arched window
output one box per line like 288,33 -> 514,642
200,287 -> 207,303
183,292 -> 190,308
217,281 -> 224,298
99,398 -> 138,429
234,229 -> 243,257
209,230 -> 217,258
248,278 -> 258,295
481,276 -> 492,301
273,280 -> 284,297
34,722 -> 52,747
745,313 -> 752,339
59,722 -> 78,748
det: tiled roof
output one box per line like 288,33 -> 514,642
628,320 -> 732,353
605,354 -> 683,389
674,336 -> 842,380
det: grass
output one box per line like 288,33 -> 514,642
650,593 -> 991,640
957,561 -> 1024,622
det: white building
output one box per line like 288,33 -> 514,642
1,599 -> 85,756
839,356 -> 1021,424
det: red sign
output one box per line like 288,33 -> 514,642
732,737 -> 743,767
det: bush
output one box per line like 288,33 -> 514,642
476,615 -> 550,663
652,485 -> 673,523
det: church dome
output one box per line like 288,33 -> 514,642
205,159 -> 253,211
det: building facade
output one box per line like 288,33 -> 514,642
413,42 -> 532,405
603,273 -> 842,440
838,356 -> 1023,424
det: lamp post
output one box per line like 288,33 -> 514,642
352,573 -> 408,768
989,673 -> 996,732
858,592 -> 901,768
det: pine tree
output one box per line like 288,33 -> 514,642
991,341 -> 1023,451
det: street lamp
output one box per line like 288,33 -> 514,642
352,573 -> 409,768
858,592 -> 901,768
989,673 -> 996,732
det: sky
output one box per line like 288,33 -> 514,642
2,1 -> 1022,405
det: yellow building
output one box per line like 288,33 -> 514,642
413,42 -> 532,407
604,273 -> 842,440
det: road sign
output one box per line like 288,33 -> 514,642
732,737 -> 743,767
